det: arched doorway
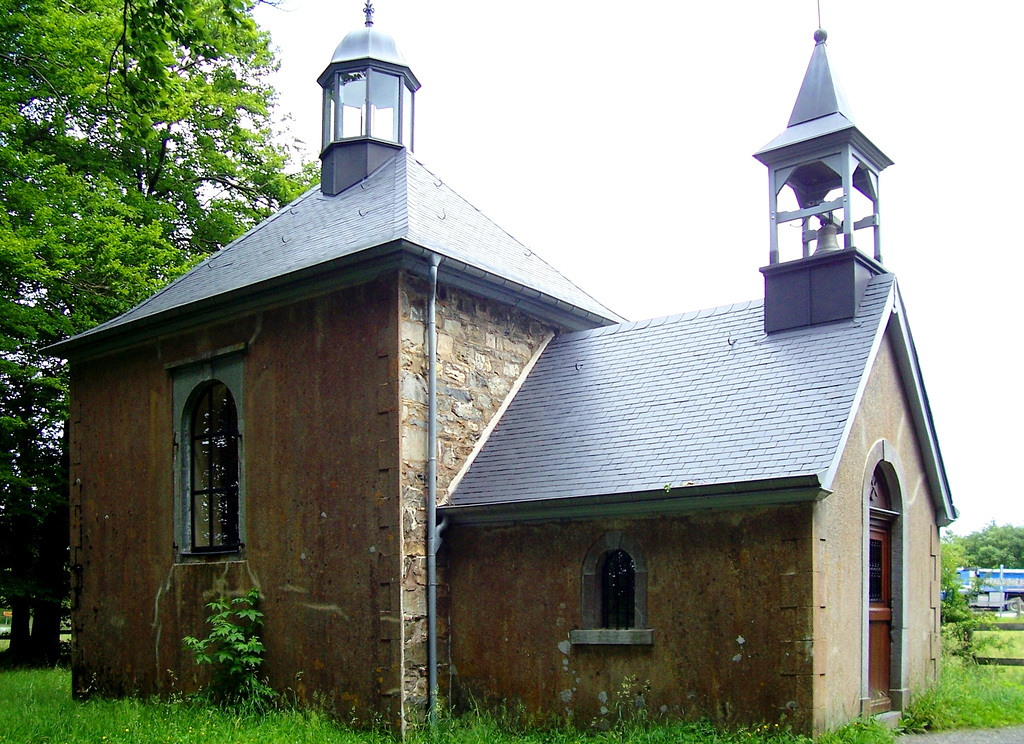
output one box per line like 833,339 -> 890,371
868,466 -> 894,713
862,441 -> 906,716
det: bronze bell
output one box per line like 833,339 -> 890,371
814,221 -> 841,253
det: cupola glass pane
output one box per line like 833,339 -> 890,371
339,71 -> 367,139
368,70 -> 400,142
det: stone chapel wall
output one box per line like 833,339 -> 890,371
396,272 -> 559,718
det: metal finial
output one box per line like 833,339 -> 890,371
814,28 -> 828,44
363,1 -> 374,27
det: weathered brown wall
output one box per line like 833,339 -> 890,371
446,506 -> 818,731
70,276 -> 406,726
70,339 -> 177,696
396,273 -> 557,719
816,330 -> 942,728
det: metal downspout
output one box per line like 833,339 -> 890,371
426,253 -> 441,726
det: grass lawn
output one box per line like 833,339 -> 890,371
0,667 -> 898,744
899,655 -> 1024,732
2,660 -> 1024,744
974,628 -> 1024,657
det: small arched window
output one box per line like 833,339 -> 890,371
572,532 -> 652,645
189,381 -> 240,552
601,549 -> 636,629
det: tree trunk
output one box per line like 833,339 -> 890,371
32,501 -> 71,664
6,596 -> 31,661
30,599 -> 62,664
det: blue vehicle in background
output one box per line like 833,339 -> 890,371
959,567 -> 1024,611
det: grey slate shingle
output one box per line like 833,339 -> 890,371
448,274 -> 896,507
59,150 -> 620,349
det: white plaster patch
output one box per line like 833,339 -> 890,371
736,635 -> 745,645
402,427 -> 428,463
732,653 -> 742,662
557,640 -> 571,655
401,320 -> 424,346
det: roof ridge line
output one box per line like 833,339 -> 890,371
79,185 -> 325,337
394,150 -> 410,236
817,276 -> 896,491
446,331 -> 556,499
406,154 -> 621,320
558,297 -> 765,342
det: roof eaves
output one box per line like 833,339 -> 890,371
404,155 -> 623,323
48,240 -> 410,360
441,475 -> 829,527
399,244 -> 621,330
52,185 -> 326,352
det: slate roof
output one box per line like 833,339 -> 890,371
53,150 -> 621,354
447,273 -> 907,509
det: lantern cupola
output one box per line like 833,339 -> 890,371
755,29 -> 894,333
318,3 -> 421,196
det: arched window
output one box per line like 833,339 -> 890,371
601,549 -> 636,629
571,532 -> 652,645
189,381 -> 240,552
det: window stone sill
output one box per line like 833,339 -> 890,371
569,629 -> 654,646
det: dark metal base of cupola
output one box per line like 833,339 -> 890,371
321,139 -> 403,196
760,246 -> 887,334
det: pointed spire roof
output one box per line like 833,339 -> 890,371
787,29 -> 854,127
755,29 -> 890,170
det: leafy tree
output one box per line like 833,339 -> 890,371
0,0 -> 312,663
959,523 -> 1024,569
940,533 -> 977,658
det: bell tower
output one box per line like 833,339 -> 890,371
318,3 -> 421,196
755,29 -> 893,333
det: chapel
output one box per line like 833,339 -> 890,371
51,10 -> 954,735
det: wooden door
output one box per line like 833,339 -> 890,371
868,525 -> 892,713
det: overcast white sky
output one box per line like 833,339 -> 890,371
251,1 -> 1023,535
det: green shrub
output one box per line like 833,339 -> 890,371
182,588 -> 275,711
940,539 -> 980,658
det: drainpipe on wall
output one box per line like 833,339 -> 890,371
426,252 -> 442,726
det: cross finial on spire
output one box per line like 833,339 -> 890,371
363,1 -> 374,27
